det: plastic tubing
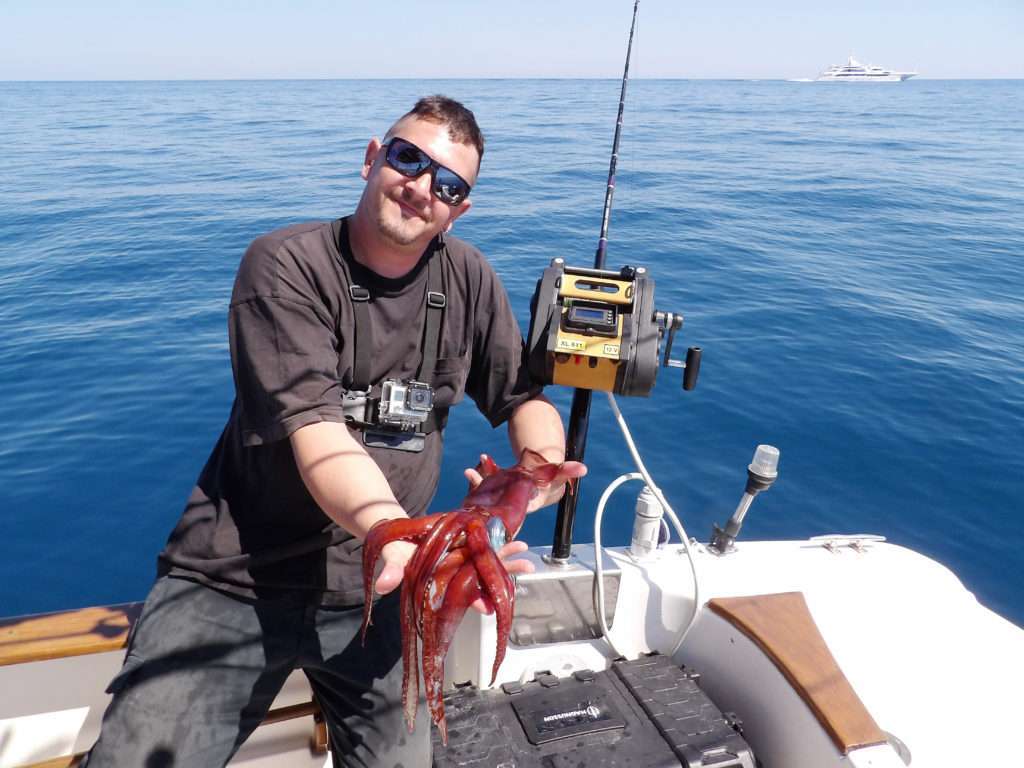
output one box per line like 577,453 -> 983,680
593,472 -> 643,659
595,392 -> 702,657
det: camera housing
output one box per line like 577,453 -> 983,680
378,379 -> 435,432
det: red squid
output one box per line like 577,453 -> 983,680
360,448 -> 565,744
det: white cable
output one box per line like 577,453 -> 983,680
594,391 -> 702,656
605,393 -> 690,545
593,472 -> 643,659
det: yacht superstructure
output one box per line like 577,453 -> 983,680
817,56 -> 917,82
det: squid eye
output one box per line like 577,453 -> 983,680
486,516 -> 509,553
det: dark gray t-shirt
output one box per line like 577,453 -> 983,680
158,218 -> 541,605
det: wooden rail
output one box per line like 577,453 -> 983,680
0,604 -> 143,667
18,703 -> 325,768
2,603 -> 327,766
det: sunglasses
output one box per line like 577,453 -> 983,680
382,137 -> 473,206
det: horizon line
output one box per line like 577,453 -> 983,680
2,76 -> 1021,83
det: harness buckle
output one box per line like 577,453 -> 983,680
349,285 -> 370,302
427,291 -> 446,309
341,389 -> 371,424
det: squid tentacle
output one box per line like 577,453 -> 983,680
465,518 -> 514,686
420,519 -> 512,744
410,513 -> 470,639
361,512 -> 447,643
397,513 -> 465,732
419,549 -> 470,746
477,454 -> 500,477
424,560 -> 482,745
406,515 -> 474,740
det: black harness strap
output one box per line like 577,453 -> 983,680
417,254 -> 446,385
348,283 -> 373,392
348,247 -> 445,392
337,221 -> 449,437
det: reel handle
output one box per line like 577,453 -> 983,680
657,312 -> 701,390
660,312 -> 684,366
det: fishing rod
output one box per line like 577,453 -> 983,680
526,0 -> 701,562
550,0 -> 640,563
595,0 -> 639,272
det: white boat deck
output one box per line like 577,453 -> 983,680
453,537 -> 1023,766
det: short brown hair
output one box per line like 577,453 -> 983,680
388,95 -> 485,163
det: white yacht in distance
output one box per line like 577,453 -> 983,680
816,55 -> 917,82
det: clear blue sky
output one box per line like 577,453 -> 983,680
2,0 -> 1020,80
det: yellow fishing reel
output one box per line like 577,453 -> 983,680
527,259 -> 700,396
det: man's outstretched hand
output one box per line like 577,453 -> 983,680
371,456 -> 586,615
374,539 -> 535,615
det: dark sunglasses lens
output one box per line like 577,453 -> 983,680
434,169 -> 470,205
387,141 -> 430,176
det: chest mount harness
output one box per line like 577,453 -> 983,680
339,235 -> 449,453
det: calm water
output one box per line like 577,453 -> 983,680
1,80 -> 1022,625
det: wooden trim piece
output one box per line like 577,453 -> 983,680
0,604 -> 143,668
19,701 -> 324,767
19,758 -> 81,768
4,603 -> 329,766
260,700 -> 317,727
708,592 -> 887,755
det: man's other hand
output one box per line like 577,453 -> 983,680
463,456 -> 587,512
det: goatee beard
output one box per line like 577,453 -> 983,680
377,203 -> 426,247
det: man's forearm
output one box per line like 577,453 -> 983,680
290,420 -> 407,538
507,394 -> 569,507
508,394 -> 566,461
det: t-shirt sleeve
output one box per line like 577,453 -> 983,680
465,258 -> 544,428
228,233 -> 346,446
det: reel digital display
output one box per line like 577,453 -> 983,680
564,303 -> 618,336
527,259 -> 700,396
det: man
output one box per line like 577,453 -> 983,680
84,96 -> 584,767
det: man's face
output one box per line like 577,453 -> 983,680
360,116 -> 479,249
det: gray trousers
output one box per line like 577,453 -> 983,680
83,575 -> 430,768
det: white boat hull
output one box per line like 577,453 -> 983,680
2,537 -> 1021,767
816,74 -> 915,82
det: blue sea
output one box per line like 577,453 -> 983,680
1,80 -> 1022,626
